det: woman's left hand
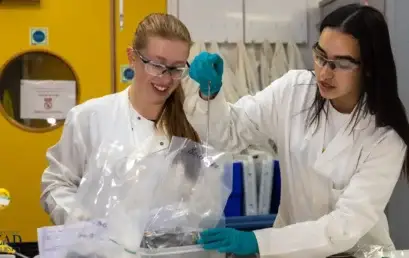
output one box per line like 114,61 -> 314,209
198,228 -> 259,255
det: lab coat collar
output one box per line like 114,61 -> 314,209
119,86 -> 170,152
120,85 -> 153,119
304,95 -> 373,140
304,98 -> 374,173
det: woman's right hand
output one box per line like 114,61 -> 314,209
189,51 -> 224,97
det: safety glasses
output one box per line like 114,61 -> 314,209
312,43 -> 360,71
134,49 -> 190,80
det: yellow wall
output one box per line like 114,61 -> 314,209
0,0 -> 166,243
0,0 -> 113,243
115,0 -> 167,91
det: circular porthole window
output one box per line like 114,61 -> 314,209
0,51 -> 79,131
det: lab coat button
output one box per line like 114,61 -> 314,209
137,116 -> 141,120
160,142 -> 164,146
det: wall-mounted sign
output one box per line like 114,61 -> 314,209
20,80 -> 76,120
30,27 -> 48,46
120,64 -> 134,83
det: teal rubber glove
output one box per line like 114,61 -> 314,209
198,228 -> 259,255
189,51 -> 224,96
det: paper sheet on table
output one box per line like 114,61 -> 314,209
37,219 -> 111,258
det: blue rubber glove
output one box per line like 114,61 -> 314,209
189,51 -> 224,96
198,228 -> 259,255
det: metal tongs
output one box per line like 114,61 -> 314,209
204,81 -> 211,166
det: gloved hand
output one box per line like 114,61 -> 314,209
189,51 -> 224,96
197,228 -> 259,255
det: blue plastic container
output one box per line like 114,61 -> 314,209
223,159 -> 281,231
223,162 -> 244,217
226,214 -> 276,231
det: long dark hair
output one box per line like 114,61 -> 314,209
309,4 -> 409,180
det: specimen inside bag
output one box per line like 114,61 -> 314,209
140,227 -> 200,249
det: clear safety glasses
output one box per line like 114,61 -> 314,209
312,43 -> 360,71
134,49 -> 190,80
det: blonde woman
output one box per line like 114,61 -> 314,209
40,13 -> 199,225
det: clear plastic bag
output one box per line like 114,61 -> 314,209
39,136 -> 233,257
61,140 -> 170,257
67,151 -> 167,223
142,137 -> 233,250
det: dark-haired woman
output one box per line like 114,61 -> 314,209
186,4 -> 409,257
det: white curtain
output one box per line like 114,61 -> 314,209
260,40 -> 274,88
287,41 -> 306,70
236,41 -> 260,95
270,42 -> 289,82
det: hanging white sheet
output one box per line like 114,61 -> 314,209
270,42 -> 289,82
287,41 -> 306,70
236,41 -> 259,95
260,40 -> 274,88
246,44 -> 261,92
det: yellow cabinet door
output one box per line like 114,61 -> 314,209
0,0 -> 113,242
114,0 -> 167,92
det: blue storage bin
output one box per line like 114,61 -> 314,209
270,160 -> 281,214
226,214 -> 276,231
220,160 -> 281,232
224,162 -> 244,217
223,158 -> 281,233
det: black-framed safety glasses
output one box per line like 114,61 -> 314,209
134,49 -> 190,80
312,42 -> 361,71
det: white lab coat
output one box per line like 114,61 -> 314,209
185,70 -> 406,257
40,88 -> 168,225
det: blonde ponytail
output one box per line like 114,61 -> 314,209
133,13 -> 199,142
